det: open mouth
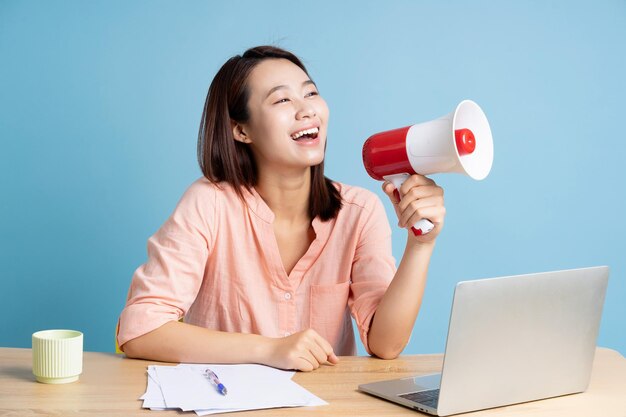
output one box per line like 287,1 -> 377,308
291,127 -> 319,141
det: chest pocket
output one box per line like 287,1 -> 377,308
309,280 -> 351,344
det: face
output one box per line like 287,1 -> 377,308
233,58 -> 329,172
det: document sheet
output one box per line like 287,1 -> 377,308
140,363 -> 327,415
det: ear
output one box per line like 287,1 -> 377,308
231,120 -> 252,144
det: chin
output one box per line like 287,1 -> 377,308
304,152 -> 325,167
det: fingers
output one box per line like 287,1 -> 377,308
397,183 -> 443,212
382,175 -> 439,207
399,174 -> 436,196
327,352 -> 340,364
381,175 -> 444,233
308,336 -> 331,366
381,181 -> 400,205
398,195 -> 446,228
403,203 -> 446,229
295,354 -> 317,372
312,332 -> 338,365
285,329 -> 338,372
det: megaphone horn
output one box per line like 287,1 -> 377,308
362,99 -> 494,235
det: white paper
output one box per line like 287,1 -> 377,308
140,363 -> 327,414
140,367 -> 167,408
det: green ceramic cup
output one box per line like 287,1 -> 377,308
32,329 -> 83,384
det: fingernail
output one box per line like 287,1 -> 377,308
393,189 -> 400,200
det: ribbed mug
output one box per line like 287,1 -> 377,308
32,329 -> 83,384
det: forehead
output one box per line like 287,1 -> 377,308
246,58 -> 309,95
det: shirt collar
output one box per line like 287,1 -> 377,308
242,186 -> 275,223
242,186 -> 334,237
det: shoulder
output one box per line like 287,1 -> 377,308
179,177 -> 241,205
182,177 -> 218,197
169,178 -> 244,245
332,181 -> 391,237
174,177 -> 217,210
334,182 -> 385,215
174,177 -> 246,220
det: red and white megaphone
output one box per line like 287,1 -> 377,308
362,99 -> 494,235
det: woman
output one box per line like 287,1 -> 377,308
117,45 -> 445,371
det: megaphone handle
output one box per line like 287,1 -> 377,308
383,173 -> 435,236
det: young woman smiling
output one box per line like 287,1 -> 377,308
117,46 -> 445,371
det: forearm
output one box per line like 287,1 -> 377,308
367,240 -> 435,359
122,321 -> 270,364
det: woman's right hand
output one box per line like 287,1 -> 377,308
263,328 -> 339,371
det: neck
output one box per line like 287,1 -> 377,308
255,167 -> 311,224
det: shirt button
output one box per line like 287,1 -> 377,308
284,292 -> 292,300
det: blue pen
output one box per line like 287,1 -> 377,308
204,368 -> 228,395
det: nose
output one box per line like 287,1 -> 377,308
295,99 -> 316,119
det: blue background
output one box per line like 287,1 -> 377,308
1,0 -> 624,355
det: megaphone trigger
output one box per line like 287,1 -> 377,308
412,220 -> 435,236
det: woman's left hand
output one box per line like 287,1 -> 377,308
382,174 -> 445,245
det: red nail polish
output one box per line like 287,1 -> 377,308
393,189 -> 400,200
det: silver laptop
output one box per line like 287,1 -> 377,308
359,266 -> 609,416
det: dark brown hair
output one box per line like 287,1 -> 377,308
197,45 -> 342,221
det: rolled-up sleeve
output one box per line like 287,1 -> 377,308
348,195 -> 396,355
117,182 -> 214,350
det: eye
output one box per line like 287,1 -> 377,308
274,98 -> 290,104
305,91 -> 319,98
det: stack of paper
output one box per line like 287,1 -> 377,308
141,363 -> 327,415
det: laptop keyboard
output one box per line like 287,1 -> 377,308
399,389 -> 440,408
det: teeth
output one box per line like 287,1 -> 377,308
291,127 -> 319,140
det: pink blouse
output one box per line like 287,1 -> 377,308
117,178 -> 396,355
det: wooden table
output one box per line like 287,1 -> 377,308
1,347 -> 624,416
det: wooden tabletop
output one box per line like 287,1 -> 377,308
1,347 -> 624,416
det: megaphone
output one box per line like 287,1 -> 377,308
362,99 -> 494,235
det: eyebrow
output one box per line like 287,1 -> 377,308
265,80 -> 317,99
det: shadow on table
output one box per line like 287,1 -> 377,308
1,365 -> 36,382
